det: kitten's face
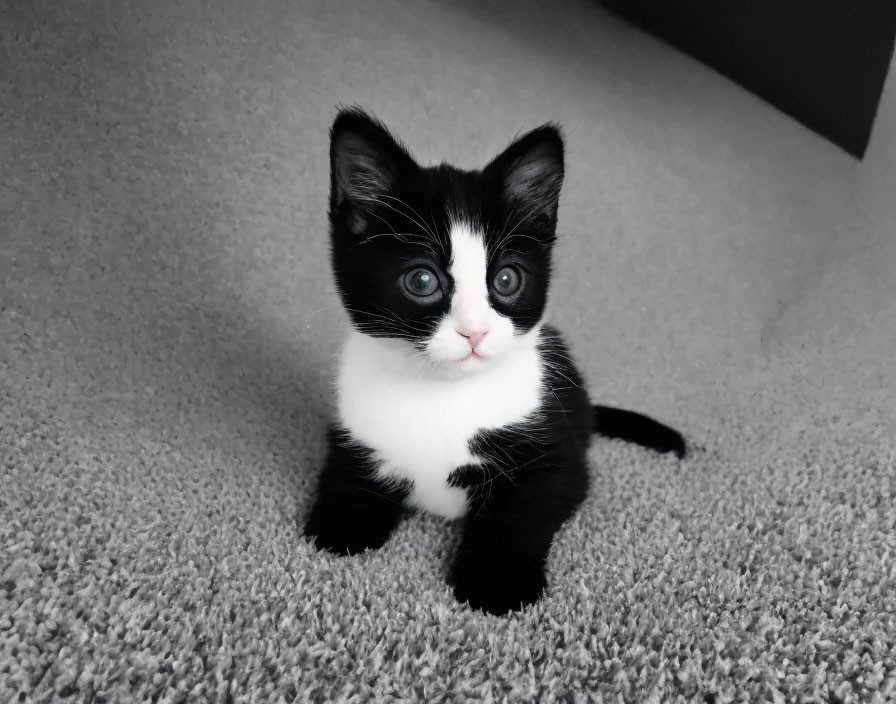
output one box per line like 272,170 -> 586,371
328,108 -> 564,375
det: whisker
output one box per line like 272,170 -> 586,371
348,209 -> 441,258
356,486 -> 406,509
355,194 -> 445,258
380,195 -> 441,243
304,303 -> 344,328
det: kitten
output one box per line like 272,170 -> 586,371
303,107 -> 686,615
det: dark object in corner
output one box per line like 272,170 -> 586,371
601,0 -> 896,158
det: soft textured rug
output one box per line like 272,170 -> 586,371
2,0 -> 894,701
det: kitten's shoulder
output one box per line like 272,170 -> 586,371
536,324 -> 577,371
535,324 -> 590,431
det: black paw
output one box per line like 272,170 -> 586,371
449,554 -> 547,615
303,513 -> 392,556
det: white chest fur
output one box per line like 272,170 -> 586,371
336,331 -> 544,519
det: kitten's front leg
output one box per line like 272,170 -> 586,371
449,462 -> 586,615
303,428 -> 408,556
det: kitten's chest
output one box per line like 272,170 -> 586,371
336,335 -> 543,517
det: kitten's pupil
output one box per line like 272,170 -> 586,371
493,266 -> 521,295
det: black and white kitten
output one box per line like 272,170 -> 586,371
303,108 -> 686,615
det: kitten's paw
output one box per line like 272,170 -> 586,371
449,555 -> 547,615
302,515 -> 390,556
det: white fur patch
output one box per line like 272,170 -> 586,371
337,329 -> 543,519
448,223 -> 490,326
425,221 -> 518,369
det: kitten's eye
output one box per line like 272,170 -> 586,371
492,266 -> 522,296
403,268 -> 440,297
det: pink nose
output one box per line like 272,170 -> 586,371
458,328 -> 489,350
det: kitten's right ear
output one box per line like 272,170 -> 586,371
483,124 -> 565,224
329,108 -> 417,232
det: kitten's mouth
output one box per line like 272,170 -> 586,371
454,350 -> 486,364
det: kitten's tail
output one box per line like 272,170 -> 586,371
592,404 -> 686,458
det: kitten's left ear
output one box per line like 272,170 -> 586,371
484,124 -> 565,222
329,107 -> 418,233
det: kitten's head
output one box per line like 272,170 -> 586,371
329,107 -> 564,375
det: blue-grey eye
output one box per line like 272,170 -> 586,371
403,268 -> 440,297
492,266 -> 521,296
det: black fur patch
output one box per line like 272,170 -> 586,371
303,427 -> 410,556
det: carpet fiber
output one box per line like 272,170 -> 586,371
2,0 -> 895,702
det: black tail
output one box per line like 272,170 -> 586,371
592,405 -> 686,458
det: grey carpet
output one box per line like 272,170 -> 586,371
2,0 -> 895,701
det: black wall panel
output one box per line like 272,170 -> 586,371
602,0 -> 896,157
